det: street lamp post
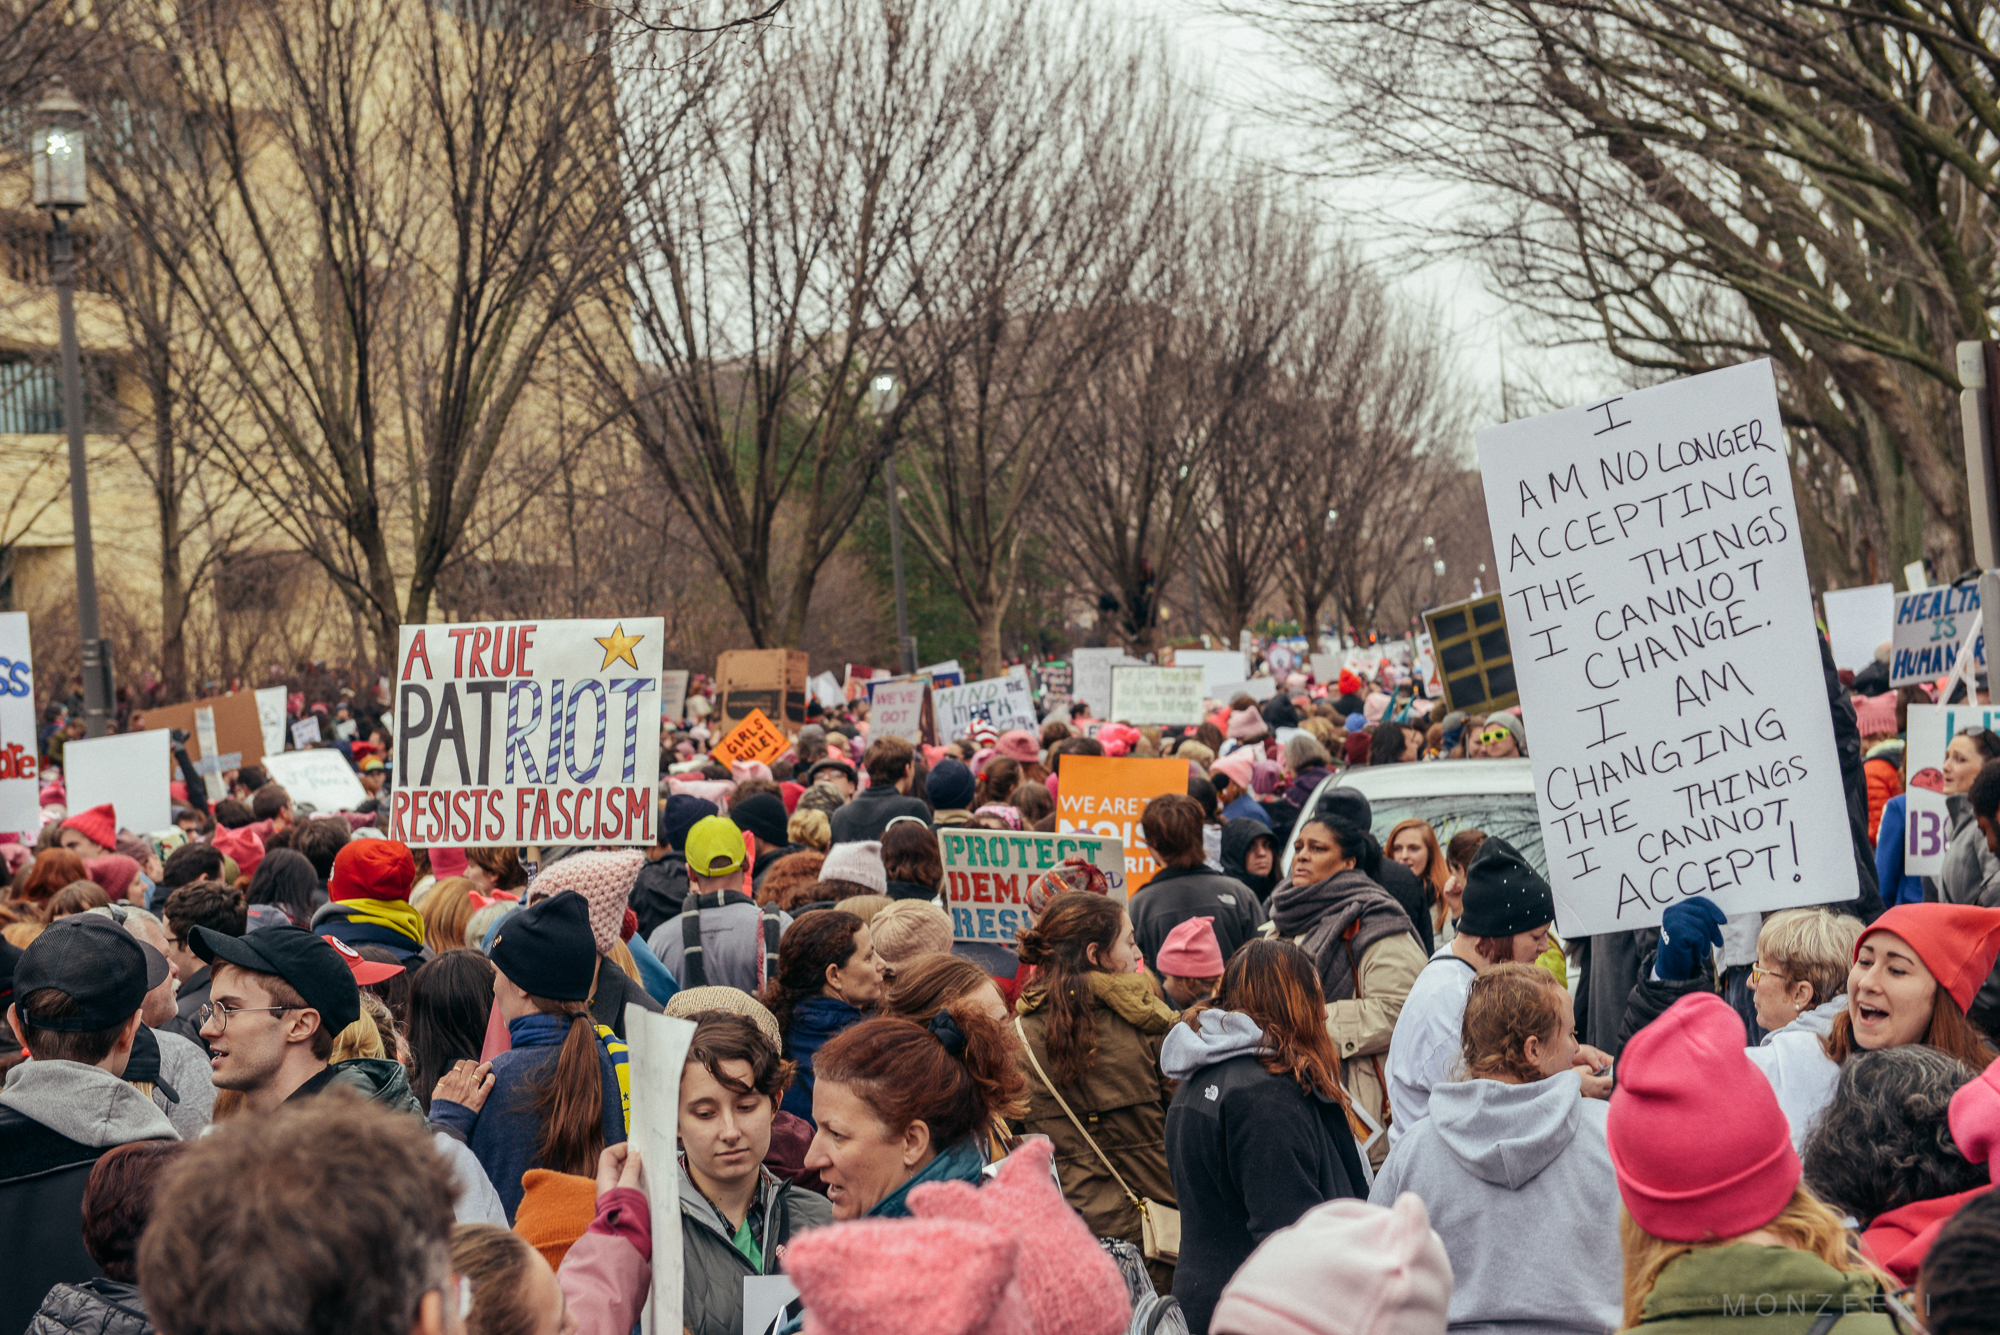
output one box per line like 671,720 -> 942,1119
869,372 -> 916,675
34,83 -> 112,738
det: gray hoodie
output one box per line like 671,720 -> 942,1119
1369,1070 -> 1620,1335
150,1027 -> 217,1140
1,1059 -> 180,1148
1159,1010 -> 1267,1080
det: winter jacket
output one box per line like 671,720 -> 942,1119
1742,997 -> 1845,1152
1575,927 -> 1652,1056
1218,819 -> 1279,903
590,956 -> 663,1039
630,852 -> 690,940
1861,1186 -> 1990,1286
1862,743 -> 1902,847
680,1165 -> 833,1335
1284,765 -> 1332,810
1370,1071 -> 1622,1334
1383,945 -> 1477,1149
1875,795 -> 1925,906
1622,1243 -> 1894,1335
126,1025 -> 216,1140
1219,792 -> 1271,828
1617,942 -> 1714,1054
559,1186 -> 651,1335
1820,631 -> 1887,922
649,897 -> 792,994
827,784 -> 930,844
1376,859 -> 1438,958
1015,971 -> 1178,1283
309,898 -> 431,964
0,1060 -> 179,1335
288,1056 -> 426,1114
1128,866 -> 1266,976
1933,792 -> 2000,1020
1162,1012 -> 1367,1335
779,995 -> 866,1126
430,1014 -> 627,1221
28,1279 -> 153,1335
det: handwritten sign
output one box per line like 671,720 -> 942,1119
1891,584 -> 1983,687
866,677 -> 933,745
0,612 -> 39,831
264,749 -> 369,815
1109,665 -> 1205,724
255,686 -> 289,761
1171,649 -> 1251,698
1210,677 -> 1276,703
390,618 -> 663,847
713,708 -> 790,769
932,675 -> 1037,740
1477,359 -> 1851,936
1072,647 -> 1143,717
1054,755 -> 1188,894
938,828 -> 1126,942
292,716 -> 322,748
1033,661 -> 1073,713
660,670 -> 690,724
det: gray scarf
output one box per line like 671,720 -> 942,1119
1270,869 -> 1415,1003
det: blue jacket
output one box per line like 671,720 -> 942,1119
779,995 -> 865,1126
430,1014 -> 625,1221
1875,794 -> 1926,906
1220,793 -> 1272,829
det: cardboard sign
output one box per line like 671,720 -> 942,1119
0,612 -> 40,831
1477,359 -> 1851,935
264,749 -> 369,814
932,675 -> 1037,740
1891,584 -> 1983,687
1904,784 -> 1950,876
716,649 -> 809,732
292,716 -> 321,748
1109,665 -> 1205,724
622,1007 -> 696,1335
1054,754 -> 1189,894
714,709 -> 790,769
866,677 -> 934,745
64,729 -> 172,837
254,686 -> 289,761
134,690 -> 266,771
1210,677 -> 1276,703
390,618 -> 664,847
937,827 -> 1127,943
1424,594 -> 1519,715
660,670 -> 690,723
1171,649 -> 1251,698
1072,647 -> 1143,718
1821,583 -> 1894,675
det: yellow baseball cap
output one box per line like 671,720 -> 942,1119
685,815 -> 747,877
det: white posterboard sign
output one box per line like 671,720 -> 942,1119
932,675 -> 1038,740
1109,665 -> 1205,725
1476,359 -> 1853,936
1891,584 -> 1983,687
660,670 -> 690,724
1904,784 -> 1950,877
390,618 -> 664,847
263,749 -> 369,815
0,612 -> 40,831
1172,649 -> 1250,697
292,716 -> 322,748
624,1007 -> 696,1335
255,686 -> 289,761
937,827 -> 1126,942
1209,677 -> 1277,703
866,678 -> 929,744
808,671 -> 844,711
1071,647 -> 1142,717
1903,701 -> 2000,788
1821,583 -> 1894,674
1309,652 -> 1342,683
64,729 -> 172,837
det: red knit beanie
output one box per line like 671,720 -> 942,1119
329,839 -> 418,902
1857,903 -> 2000,1014
61,803 -> 117,852
1608,992 -> 1799,1242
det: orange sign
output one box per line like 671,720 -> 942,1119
713,708 -> 790,769
1054,754 -> 1189,894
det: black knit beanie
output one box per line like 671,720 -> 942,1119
1457,836 -> 1555,938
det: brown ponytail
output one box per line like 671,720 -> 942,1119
1015,892 -> 1126,1085
815,1007 -> 1026,1149
529,997 -> 606,1176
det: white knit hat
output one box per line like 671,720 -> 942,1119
1211,1193 -> 1452,1335
818,840 -> 887,895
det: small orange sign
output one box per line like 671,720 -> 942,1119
1054,754 -> 1190,894
713,708 -> 790,769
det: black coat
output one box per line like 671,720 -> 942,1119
630,853 -> 690,940
827,785 -> 931,844
1128,867 -> 1266,974
591,957 -> 663,1039
0,1111 -> 112,1335
1373,859 -> 1437,959
1166,1054 -> 1367,1334
29,1280 -> 153,1335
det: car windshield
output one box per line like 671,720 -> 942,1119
1360,794 -> 1547,880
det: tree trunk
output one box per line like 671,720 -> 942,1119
149,355 -> 189,701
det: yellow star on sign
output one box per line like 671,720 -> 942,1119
595,622 -> 644,671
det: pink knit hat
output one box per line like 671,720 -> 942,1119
1211,749 -> 1257,791
1362,692 -> 1391,724
1226,707 -> 1266,741
1851,693 -> 1897,739
1608,992 -> 1799,1242
996,730 -> 1041,765
1950,1055 -> 2000,1165
525,849 -> 646,956
783,1218 -> 1031,1335
61,802 -> 117,851
1156,916 -> 1224,978
1211,1193 -> 1452,1335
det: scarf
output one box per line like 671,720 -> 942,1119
867,1136 -> 989,1219
1269,868 -> 1414,1003
336,895 -> 425,947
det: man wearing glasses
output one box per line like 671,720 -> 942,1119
190,924 -> 370,1112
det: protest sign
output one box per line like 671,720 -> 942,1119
622,1008 -> 696,1335
1266,642 -> 1298,676
390,617 -> 664,847
1903,701 -> 2000,790
263,749 -> 369,815
1309,652 -> 1342,684
1476,359 -> 1851,935
1821,583 -> 1894,674
65,729 -> 172,836
1209,677 -> 1276,703
292,716 -> 321,748
1033,660 -> 1073,712
716,650 -> 809,732
866,677 -> 934,745
1424,594 -> 1519,715
1109,665 -> 1205,725
933,675 -> 1038,740
938,827 -> 1126,943
843,663 -> 888,702
714,709 -> 790,769
1172,649 -> 1251,698
1412,633 -> 1443,699
1903,784 -> 1950,877
0,612 -> 39,831
660,670 -> 690,723
1891,584 -> 1984,687
1054,754 -> 1188,894
135,690 -> 265,801
1072,647 -> 1143,716
921,659 -> 965,689
255,686 -> 288,760
808,671 -> 844,711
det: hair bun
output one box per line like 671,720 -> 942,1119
927,1009 -> 968,1057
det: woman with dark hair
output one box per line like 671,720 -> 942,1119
879,819 -> 943,903
1802,1047 -> 1991,1284
408,949 -> 498,1111
1014,892 -> 1180,1289
1126,794 -> 1266,974
244,848 -> 319,930
1366,719 -> 1417,768
1162,938 -> 1368,1333
758,910 -> 884,1127
1918,1188 -> 2000,1335
1268,789 -> 1427,1167
803,1008 -> 1026,1220
28,1140 -> 186,1335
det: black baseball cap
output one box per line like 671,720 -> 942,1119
190,923 -> 361,1033
14,915 -> 169,1032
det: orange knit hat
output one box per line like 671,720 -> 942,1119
512,1169 -> 598,1272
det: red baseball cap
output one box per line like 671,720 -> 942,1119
320,934 -> 406,985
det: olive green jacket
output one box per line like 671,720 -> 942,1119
1624,1243 -> 1899,1335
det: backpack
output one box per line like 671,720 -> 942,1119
1098,1239 -> 1190,1335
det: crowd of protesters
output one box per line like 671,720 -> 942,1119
2,641 -> 1998,1335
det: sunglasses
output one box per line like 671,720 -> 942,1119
1477,728 -> 1512,745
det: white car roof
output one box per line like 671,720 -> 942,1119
1333,757 -> 1536,801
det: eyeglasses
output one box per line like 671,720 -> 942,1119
198,1000 -> 294,1032
1748,963 -> 1786,986
1477,728 -> 1512,745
